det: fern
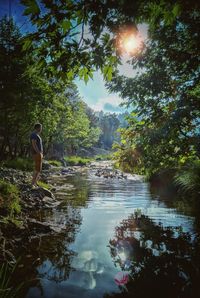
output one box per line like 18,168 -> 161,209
174,160 -> 200,194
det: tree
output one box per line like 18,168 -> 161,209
0,17 -> 37,158
0,17 -> 101,159
20,0 -> 144,80
63,101 -> 101,154
106,1 -> 200,174
97,113 -> 120,150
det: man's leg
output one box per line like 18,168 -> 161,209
32,153 -> 42,186
31,170 -> 40,186
35,170 -> 40,185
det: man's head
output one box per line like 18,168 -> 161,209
34,123 -> 42,134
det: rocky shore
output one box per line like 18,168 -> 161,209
0,165 -> 68,263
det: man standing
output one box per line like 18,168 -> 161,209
30,123 -> 43,187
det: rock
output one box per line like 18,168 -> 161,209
0,168 -> 31,185
42,160 -> 52,170
42,196 -> 61,208
27,218 -> 63,233
21,186 -> 60,209
94,166 -> 129,180
28,187 -> 55,199
27,218 -> 52,233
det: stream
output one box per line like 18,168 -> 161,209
13,162 -> 199,298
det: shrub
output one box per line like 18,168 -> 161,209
37,181 -> 51,189
174,160 -> 200,195
48,160 -> 62,167
1,158 -> 33,171
64,156 -> 91,166
95,154 -> 112,161
0,180 -> 21,216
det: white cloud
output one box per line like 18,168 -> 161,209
90,95 -> 124,113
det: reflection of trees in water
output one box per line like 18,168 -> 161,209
150,176 -> 200,233
149,174 -> 200,219
106,212 -> 200,298
14,204 -> 82,297
65,173 -> 91,208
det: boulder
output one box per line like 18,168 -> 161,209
21,187 -> 60,209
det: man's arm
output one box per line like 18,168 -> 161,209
31,139 -> 41,154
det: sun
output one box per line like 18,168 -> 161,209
123,35 -> 139,54
116,28 -> 143,56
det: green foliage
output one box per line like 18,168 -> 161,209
64,156 -> 92,166
113,144 -> 142,174
62,101 -> 101,153
174,160 -> 200,194
106,1 -> 200,181
48,160 -> 62,167
0,18 -> 102,160
20,0 -> 121,80
1,158 -> 33,171
95,154 -> 112,161
0,180 -> 21,217
37,181 -> 51,190
22,0 -> 40,17
2,1 -> 199,184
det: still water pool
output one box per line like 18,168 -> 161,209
17,164 -> 199,298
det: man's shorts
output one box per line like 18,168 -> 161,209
33,153 -> 43,172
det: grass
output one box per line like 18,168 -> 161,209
37,180 -> 51,190
48,160 -> 62,167
64,156 -> 92,166
0,180 -> 21,217
64,154 -> 112,166
1,158 -> 33,172
94,154 -> 112,161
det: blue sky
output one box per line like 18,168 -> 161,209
0,0 -> 147,113
75,68 -> 132,114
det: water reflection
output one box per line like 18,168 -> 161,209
106,211 -> 200,298
150,175 -> 200,233
15,203 -> 83,297
8,170 -> 200,298
71,250 -> 105,289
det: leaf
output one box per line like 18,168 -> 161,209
107,66 -> 113,81
84,72 -> 89,84
103,65 -> 113,81
78,67 -> 90,83
67,70 -> 74,80
172,3 -> 181,17
22,0 -> 40,16
88,70 -> 93,79
61,19 -> 71,34
22,39 -> 32,51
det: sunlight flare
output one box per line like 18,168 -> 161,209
123,34 -> 140,53
116,26 -> 144,56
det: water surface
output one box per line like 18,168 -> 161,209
16,165 -> 199,298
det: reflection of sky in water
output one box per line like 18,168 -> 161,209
27,174 -> 195,298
